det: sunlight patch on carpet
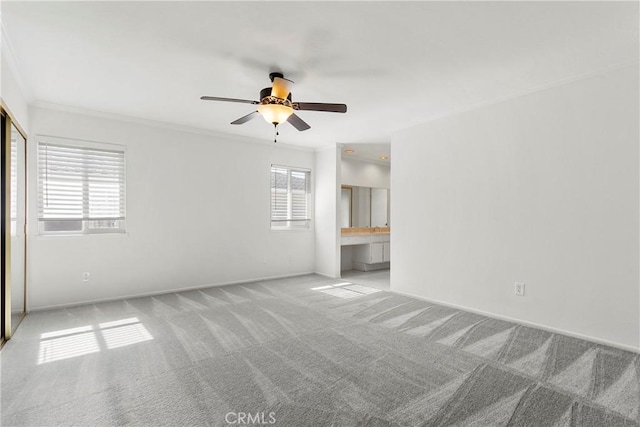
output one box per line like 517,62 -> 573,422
314,282 -> 381,299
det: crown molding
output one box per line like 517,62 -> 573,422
314,143 -> 339,153
397,58 -> 640,137
31,101 -> 316,152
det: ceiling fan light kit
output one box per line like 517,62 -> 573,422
258,103 -> 292,125
201,72 -> 347,142
256,87 -> 294,125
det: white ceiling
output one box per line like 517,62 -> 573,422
2,1 -> 638,149
341,143 -> 391,164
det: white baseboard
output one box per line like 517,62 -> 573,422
389,288 -> 640,354
29,271 -> 315,312
314,272 -> 342,279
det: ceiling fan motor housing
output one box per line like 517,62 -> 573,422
260,87 -> 292,104
260,87 -> 272,100
269,72 -> 284,82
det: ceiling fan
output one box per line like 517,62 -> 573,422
201,72 -> 347,141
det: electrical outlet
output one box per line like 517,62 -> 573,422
515,282 -> 525,296
83,272 -> 90,282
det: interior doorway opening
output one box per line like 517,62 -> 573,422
339,144 -> 390,289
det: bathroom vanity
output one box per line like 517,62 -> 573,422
341,227 -> 390,271
340,183 -> 390,272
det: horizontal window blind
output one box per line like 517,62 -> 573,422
37,140 -> 126,234
270,165 -> 311,230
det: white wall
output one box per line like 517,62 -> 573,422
1,36 -> 29,131
27,107 -> 316,309
392,65 -> 639,350
341,157 -> 390,189
314,145 -> 340,278
340,245 -> 353,271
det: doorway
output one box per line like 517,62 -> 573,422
339,144 -> 391,290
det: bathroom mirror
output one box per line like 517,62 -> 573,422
341,187 -> 352,228
341,185 -> 390,228
371,188 -> 388,227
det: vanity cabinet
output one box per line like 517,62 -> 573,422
356,242 -> 384,264
363,241 -> 390,263
341,235 -> 371,246
346,233 -> 390,271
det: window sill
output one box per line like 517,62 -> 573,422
33,232 -> 130,240
270,228 -> 313,233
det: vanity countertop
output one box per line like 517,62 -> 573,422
341,227 -> 390,236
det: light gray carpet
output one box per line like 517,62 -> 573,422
1,274 -> 638,426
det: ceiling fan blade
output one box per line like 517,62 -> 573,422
293,102 -> 347,113
271,77 -> 291,99
231,111 -> 260,125
201,96 -> 259,105
287,113 -> 311,131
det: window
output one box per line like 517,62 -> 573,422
37,137 -> 126,234
270,165 -> 311,230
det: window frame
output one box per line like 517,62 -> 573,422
270,164 -> 312,231
36,136 -> 127,236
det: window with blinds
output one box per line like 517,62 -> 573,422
270,165 -> 311,230
37,138 -> 126,234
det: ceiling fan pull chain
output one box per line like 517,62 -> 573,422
274,123 -> 279,143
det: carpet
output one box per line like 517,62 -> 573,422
1,274 -> 638,426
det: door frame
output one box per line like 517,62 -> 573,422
1,102 -> 28,346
